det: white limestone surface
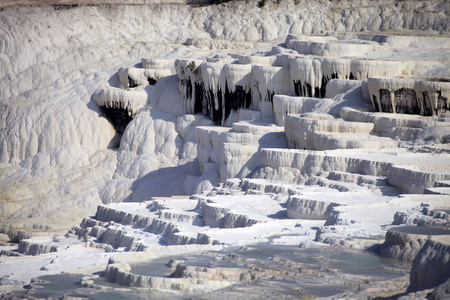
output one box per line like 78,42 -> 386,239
1,0 -> 450,298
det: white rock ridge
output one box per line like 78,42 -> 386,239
0,0 -> 450,297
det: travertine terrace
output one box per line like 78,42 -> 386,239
0,0 -> 449,298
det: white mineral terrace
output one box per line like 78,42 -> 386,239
0,0 -> 449,298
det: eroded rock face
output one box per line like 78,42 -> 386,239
1,1 -> 450,297
368,78 -> 450,116
17,239 -> 58,256
379,227 -> 450,262
430,278 -> 450,300
379,227 -> 430,262
393,205 -> 450,227
104,258 -> 233,293
407,236 -> 450,293
257,148 -> 450,194
286,197 -> 340,220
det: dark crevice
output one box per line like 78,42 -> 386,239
100,107 -> 133,135
293,80 -> 313,97
186,78 -> 193,101
194,82 -> 204,114
394,88 -> 419,114
436,91 -> 448,115
206,90 -> 223,125
128,76 -> 138,88
266,90 -> 275,103
372,95 -> 379,111
379,89 -> 394,113
201,84 -> 252,125
422,91 -> 432,116
293,76 -> 329,98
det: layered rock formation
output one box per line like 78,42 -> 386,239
379,226 -> 450,262
407,236 -> 450,293
0,0 -> 449,298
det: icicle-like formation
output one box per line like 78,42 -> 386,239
93,88 -> 148,117
368,77 -> 450,116
273,95 -> 326,126
290,57 -> 326,98
185,61 -> 253,126
201,61 -> 227,125
221,64 -> 253,126
175,59 -> 204,115
118,67 -> 173,89
93,87 -> 148,134
349,60 -> 404,80
290,57 -> 404,98
222,64 -> 253,93
252,65 -> 294,119
201,61 -> 225,102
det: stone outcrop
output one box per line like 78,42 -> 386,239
286,196 -> 340,220
407,236 -> 450,293
379,226 -> 450,262
284,113 -> 394,151
368,77 -> 450,116
256,148 -> 450,194
430,278 -> 450,300
17,239 -> 58,256
273,95 -> 327,126
118,66 -> 173,89
104,256 -> 232,293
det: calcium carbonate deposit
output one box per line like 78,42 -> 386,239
0,0 -> 449,298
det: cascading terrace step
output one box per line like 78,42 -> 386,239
435,181 -> 450,188
257,148 -> 450,194
424,187 -> 450,196
327,171 -> 398,195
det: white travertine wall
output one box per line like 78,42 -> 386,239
387,166 -> 450,194
256,148 -> 450,193
286,196 -> 340,220
284,114 -> 377,150
287,39 -> 381,57
325,79 -> 363,98
93,87 -> 148,116
251,65 -> 294,118
175,59 -> 205,115
2,0 -> 449,164
368,77 -> 450,116
273,95 -> 327,126
289,56 -> 405,98
1,0 -> 450,227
